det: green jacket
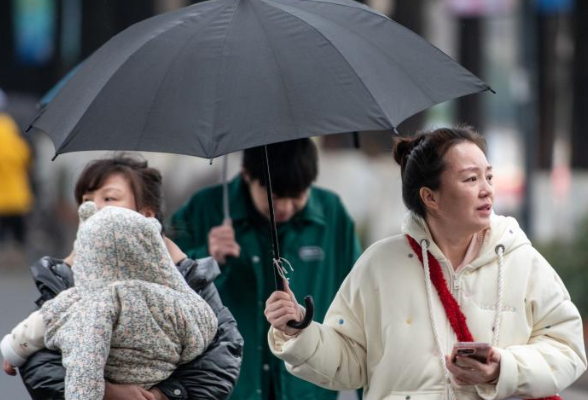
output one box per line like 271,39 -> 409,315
171,176 -> 362,400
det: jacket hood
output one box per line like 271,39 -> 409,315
73,202 -> 189,294
402,212 -> 531,269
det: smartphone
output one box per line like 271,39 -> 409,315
451,342 -> 491,365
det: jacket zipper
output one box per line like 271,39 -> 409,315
444,263 -> 458,348
444,263 -> 471,400
452,275 -> 460,293
446,262 -> 460,298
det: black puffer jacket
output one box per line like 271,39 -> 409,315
19,256 -> 243,400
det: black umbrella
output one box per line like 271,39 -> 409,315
28,0 -> 492,328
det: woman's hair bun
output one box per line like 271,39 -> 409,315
392,135 -> 424,167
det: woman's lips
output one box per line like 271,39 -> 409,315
477,204 -> 492,215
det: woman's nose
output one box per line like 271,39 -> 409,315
480,180 -> 494,197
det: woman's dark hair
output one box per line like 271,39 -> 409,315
392,126 -> 487,218
242,138 -> 318,198
74,155 -> 164,224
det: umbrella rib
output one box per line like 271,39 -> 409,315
53,10 -> 221,155
209,0 -> 247,157
57,2 -> 235,156
258,0 -> 398,128
272,0 -> 447,67
276,0 -> 390,21
136,0 -> 238,154
248,0 -> 301,141
296,0 -> 490,96
263,0 -> 481,112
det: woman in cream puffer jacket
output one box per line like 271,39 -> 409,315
265,127 -> 587,400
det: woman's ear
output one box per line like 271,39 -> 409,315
139,207 -> 156,218
419,187 -> 438,213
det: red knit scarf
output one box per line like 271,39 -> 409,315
406,235 -> 561,400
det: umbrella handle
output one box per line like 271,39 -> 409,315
287,295 -> 314,329
275,277 -> 314,329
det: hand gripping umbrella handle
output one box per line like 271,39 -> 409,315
288,295 -> 314,329
275,277 -> 315,329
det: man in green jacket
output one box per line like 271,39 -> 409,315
171,138 -> 362,400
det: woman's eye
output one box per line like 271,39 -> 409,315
466,177 -> 477,182
487,175 -> 493,182
105,197 -> 115,202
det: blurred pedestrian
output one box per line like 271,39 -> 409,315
2,202 -> 218,400
0,93 -> 33,246
171,138 -> 362,400
16,155 -> 243,400
265,127 -> 587,400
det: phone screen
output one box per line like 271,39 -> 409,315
452,342 -> 490,364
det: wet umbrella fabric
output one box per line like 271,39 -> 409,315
37,64 -> 81,110
28,0 -> 490,159
28,0 -> 491,328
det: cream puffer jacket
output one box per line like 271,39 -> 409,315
269,213 -> 587,400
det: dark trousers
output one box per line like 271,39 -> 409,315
0,215 -> 26,244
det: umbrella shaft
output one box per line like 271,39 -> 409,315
222,155 -> 230,221
262,146 -> 284,291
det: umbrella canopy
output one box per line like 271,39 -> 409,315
28,0 -> 490,160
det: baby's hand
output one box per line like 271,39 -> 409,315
3,360 -> 17,376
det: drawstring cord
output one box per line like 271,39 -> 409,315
274,257 -> 294,281
493,245 -> 505,347
419,238 -> 506,400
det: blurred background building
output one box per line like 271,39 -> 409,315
0,0 -> 587,398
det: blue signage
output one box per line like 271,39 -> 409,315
13,0 -> 56,66
536,0 -> 574,14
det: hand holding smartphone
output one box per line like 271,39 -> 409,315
451,342 -> 491,366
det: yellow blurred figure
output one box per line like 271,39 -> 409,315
0,112 -> 33,244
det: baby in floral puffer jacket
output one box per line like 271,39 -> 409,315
1,202 -> 217,400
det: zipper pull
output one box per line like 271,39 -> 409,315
453,278 -> 459,292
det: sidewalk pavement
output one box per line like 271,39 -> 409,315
562,387 -> 587,400
565,368 -> 588,400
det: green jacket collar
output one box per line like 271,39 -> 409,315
228,175 -> 326,226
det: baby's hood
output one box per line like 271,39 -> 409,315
73,202 -> 188,293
